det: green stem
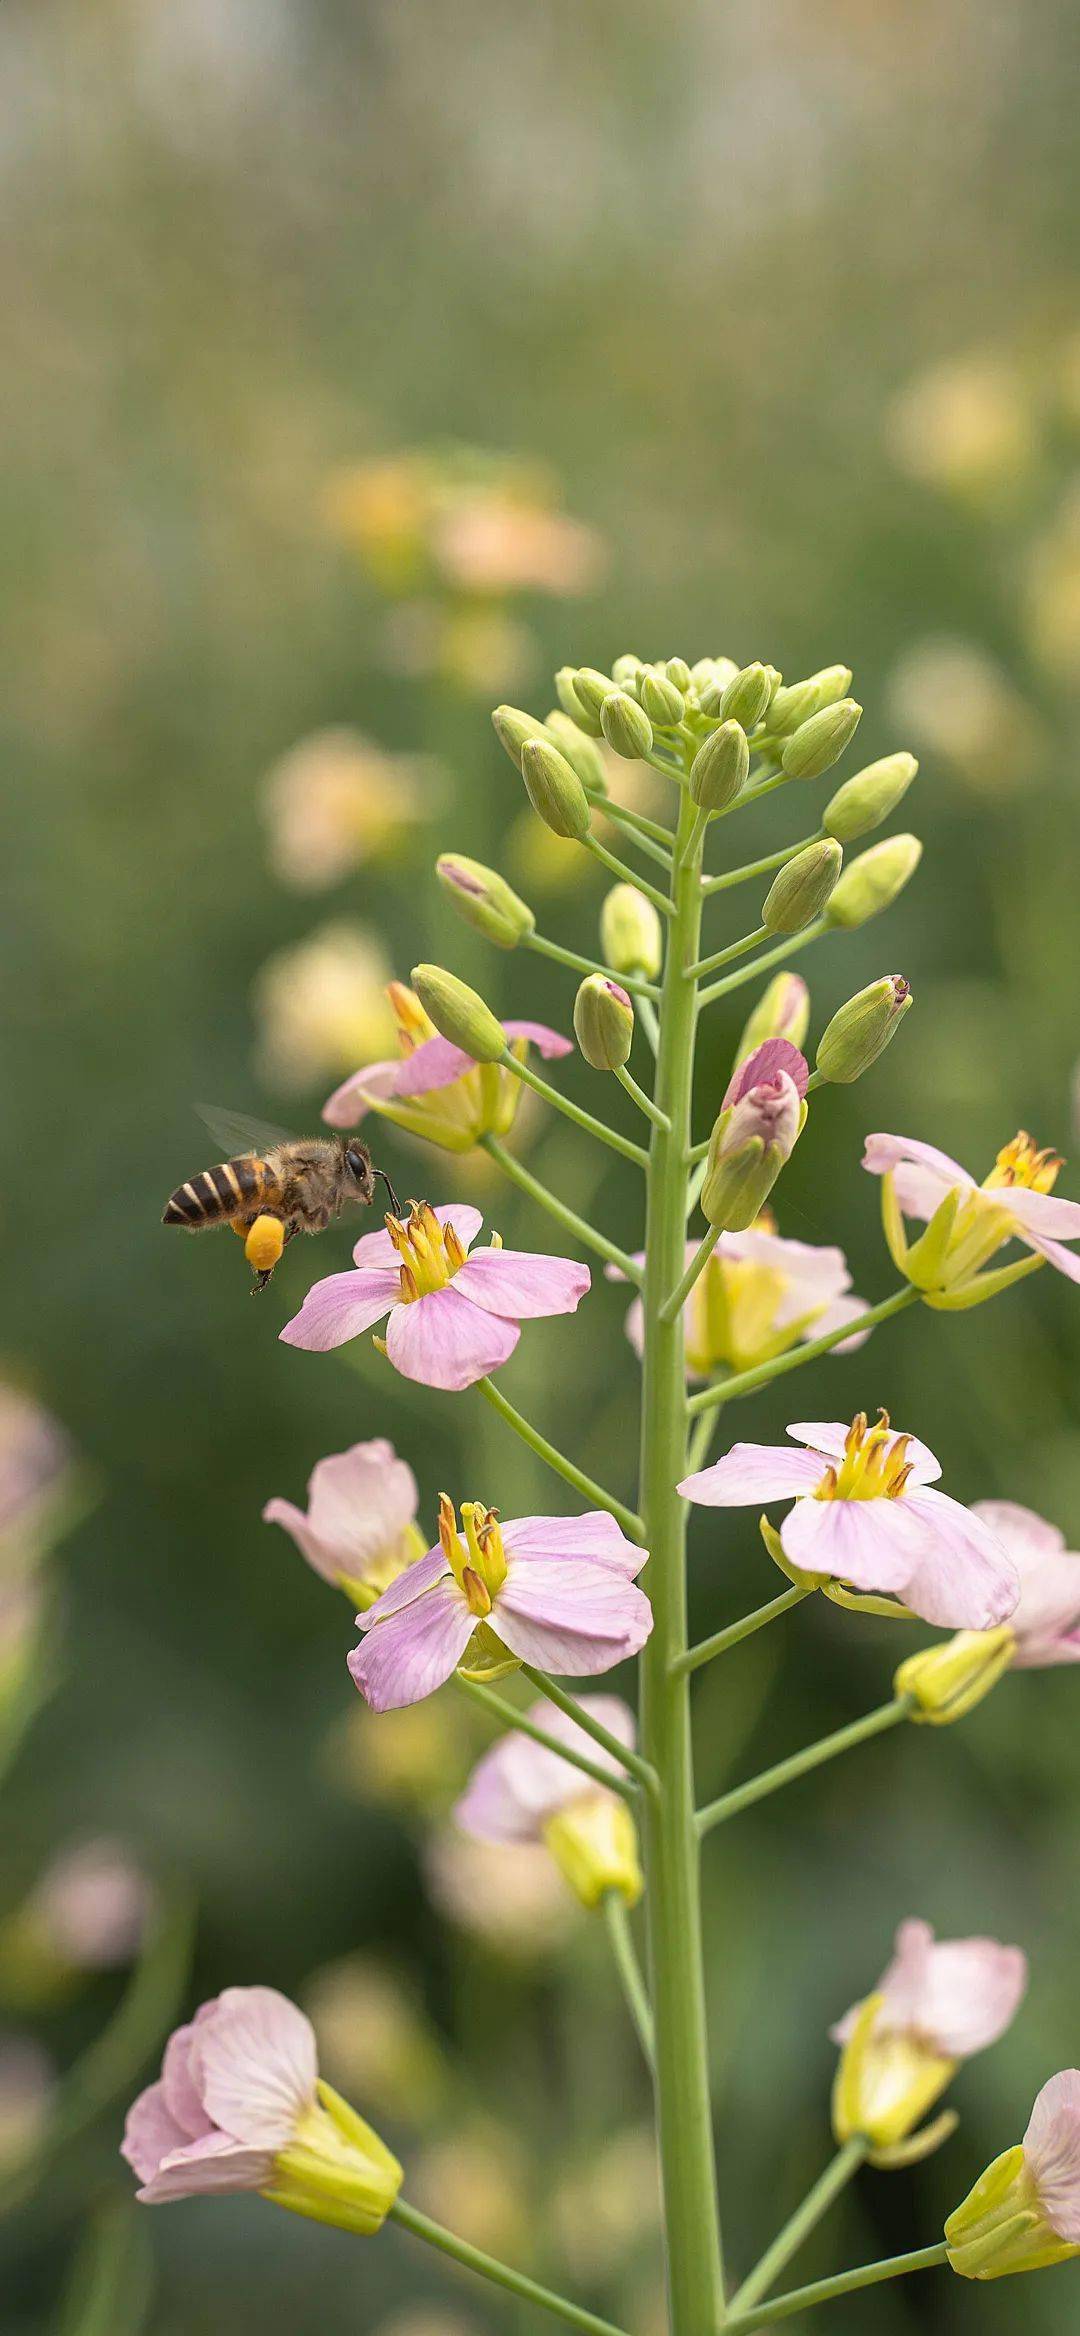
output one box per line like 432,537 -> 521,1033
637,997 -> 661,1054
660,1224 -> 720,1323
521,1665 -> 658,1792
583,789 -> 674,850
686,1285 -> 919,1415
389,2199 -> 633,2336
685,1395 -> 726,1474
673,1584 -> 812,1678
637,787 -> 727,2329
701,831 -> 822,896
699,919 -> 827,1008
615,1063 -> 671,1131
685,1157 -> 709,1217
477,1377 -> 644,1543
587,793 -> 674,870
454,1676 -> 638,1801
499,1052 -> 650,1168
687,926 -> 769,982
721,2242 -> 949,2332
602,1891 -> 655,2067
584,834 -> 674,917
482,1135 -> 642,1283
697,1697 -> 912,1835
525,930 -> 661,1001
728,2139 -> 866,2312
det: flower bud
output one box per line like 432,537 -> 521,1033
701,1071 -> 802,1231
639,672 -> 684,727
824,752 -> 919,842
767,666 -> 853,735
665,656 -> 692,692
491,704 -> 554,771
782,699 -> 863,780
600,690 -> 654,760
572,667 -> 617,718
436,855 -> 535,949
573,975 -> 634,1071
519,738 -> 592,840
815,975 -> 912,1083
719,662 -> 773,731
826,834 -> 922,928
245,1214 -> 286,1274
895,1628 -> 1015,1725
733,973 -> 811,1065
600,884 -> 663,980
833,1992 -> 956,2152
543,1796 -> 643,1910
762,839 -> 843,933
410,965 -> 507,1063
554,666 -> 603,735
689,721 -> 750,812
611,652 -> 644,688
946,2134 -> 1080,2282
543,711 -> 608,792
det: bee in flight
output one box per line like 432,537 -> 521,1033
163,1107 -> 401,1291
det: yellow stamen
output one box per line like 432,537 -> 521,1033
816,1409 -> 915,1502
437,1494 -> 508,1601
983,1129 -> 1063,1194
460,1566 -> 492,1617
388,1201 -> 474,1303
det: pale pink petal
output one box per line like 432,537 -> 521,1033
1025,2071 -> 1080,2243
394,1035 -> 486,1096
348,1576 -> 475,1710
901,1490 -> 1020,1629
323,1059 -> 403,1128
359,1546 -> 451,1620
1018,1228 -> 1080,1283
604,1251 -> 647,1284
623,1295 -> 645,1360
192,1988 -> 317,2148
971,1501 -> 1066,1563
493,1558 -> 653,1673
1002,1187 -> 1080,1243
971,1504 -> 1080,1662
161,2018 -> 214,2136
136,2131 -> 274,2203
779,1497 -> 923,1594
452,1247 -> 591,1320
786,1422 -> 941,1483
502,1021 -> 574,1060
678,1443 -> 824,1506
351,1203 -> 483,1270
879,1920 -> 1027,2057
263,1440 -> 418,1585
455,1696 -> 635,1841
723,1040 -> 809,1110
809,1293 -> 873,1353
279,1268 -> 399,1352
728,1231 -> 851,1322
384,1288 -> 519,1389
501,1513 -> 646,1577
862,1132 -> 972,1192
123,2079 -> 199,2185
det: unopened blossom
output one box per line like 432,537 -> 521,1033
679,1413 -> 1019,1630
833,1917 -> 1027,2153
324,980 -> 570,1153
252,922 -> 397,1092
864,1128 -> 1080,1299
455,1696 -> 642,1907
282,1204 -> 589,1390
261,729 -> 434,891
700,1041 -> 807,1232
610,1216 -> 869,1380
264,1439 -> 424,1609
350,1501 -> 651,1712
123,1985 -> 401,2229
947,2071 -> 1080,2279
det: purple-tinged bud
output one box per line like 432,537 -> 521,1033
733,973 -> 811,1066
782,699 -> 862,781
816,975 -> 913,1083
436,855 -> 535,949
701,1071 -> 802,1231
519,738 -> 592,840
573,975 -> 634,1071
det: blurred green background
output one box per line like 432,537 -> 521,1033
3,1 -> 1080,2329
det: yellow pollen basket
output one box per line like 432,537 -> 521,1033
386,1202 -> 469,1302
815,1410 -> 914,1503
983,1129 -> 1063,1194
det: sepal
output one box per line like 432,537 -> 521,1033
264,2079 -> 403,2235
945,2146 -> 1080,2280
894,1628 -> 1015,1724
542,1796 -> 643,1910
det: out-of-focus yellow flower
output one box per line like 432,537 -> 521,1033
887,354 -> 1037,506
329,1699 -> 473,1814
411,2119 -> 530,2258
551,2126 -> 662,2281
324,457 -> 432,592
887,638 -> 1039,796
303,1956 -> 449,2126
326,449 -> 604,603
422,1830 -> 577,1956
261,728 -> 436,890
381,601 -> 535,695
1025,480 -> 1080,681
252,922 -> 397,1092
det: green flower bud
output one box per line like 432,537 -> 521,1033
600,690 -> 654,760
761,838 -> 843,933
825,834 -> 922,929
689,720 -> 750,811
733,972 -> 810,1066
824,752 -> 919,842
519,738 -> 592,840
572,668 -> 617,719
701,1076 -> 801,1232
719,662 -> 773,731
611,652 -> 644,689
767,666 -> 853,736
815,975 -> 913,1083
554,666 -> 603,735
781,699 -> 863,780
639,672 -> 685,726
573,974 -> 634,1071
665,656 -> 692,692
543,710 -> 609,792
410,965 -> 506,1063
436,855 -> 535,949
491,705 -> 554,771
600,883 -> 663,979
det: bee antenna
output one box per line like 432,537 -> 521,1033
373,1167 -> 402,1219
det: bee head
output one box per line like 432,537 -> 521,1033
344,1145 -> 373,1194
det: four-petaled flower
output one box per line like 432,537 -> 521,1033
832,1917 -> 1027,2153
323,981 -> 570,1152
864,1128 -> 1080,1302
679,1412 -> 1019,1629
349,1501 -> 651,1712
454,1695 -> 643,1907
609,1214 -> 868,1379
281,1203 -> 590,1390
263,1438 -> 424,1609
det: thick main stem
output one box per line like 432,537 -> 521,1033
638,789 -> 726,2330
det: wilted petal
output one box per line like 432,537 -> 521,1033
279,1268 -> 399,1352
494,1558 -> 653,1673
1025,2071 -> 1080,2243
192,1988 -> 317,2149
453,1247 -> 591,1320
385,1287 -> 519,1389
678,1442 -> 823,1506
501,1512 -> 646,1577
349,1577 -> 474,1710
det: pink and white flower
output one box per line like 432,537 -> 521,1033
679,1412 -> 1019,1630
947,2070 -> 1080,2279
323,980 -> 570,1153
1021,2074 -> 1080,2246
832,1917 -> 1027,2152
609,1221 -> 869,1380
969,1501 -> 1080,1666
281,1202 -> 590,1391
263,1438 -> 424,1607
349,1500 -> 651,1713
454,1696 -> 642,1909
864,1128 -> 1080,1292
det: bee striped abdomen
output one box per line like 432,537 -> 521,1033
163,1156 -> 268,1228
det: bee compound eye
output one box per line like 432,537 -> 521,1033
345,1148 -> 368,1182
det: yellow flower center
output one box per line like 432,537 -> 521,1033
385,1202 -> 469,1302
438,1493 -> 509,1615
814,1410 -> 914,1503
982,1129 -> 1062,1194
387,981 -> 438,1054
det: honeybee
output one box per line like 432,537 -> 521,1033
163,1107 -> 401,1290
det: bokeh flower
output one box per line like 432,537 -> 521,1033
252,922 -> 397,1092
610,1216 -> 868,1379
261,728 -> 435,890
0,2035 -> 53,2172
25,1838 -> 152,1971
865,1128 -> 1080,1299
886,352 -> 1036,507
264,1438 -> 424,1610
455,1695 -> 643,1907
947,2071 -> 1080,2279
281,1203 -> 590,1389
887,639 -> 1038,799
323,980 -> 570,1153
679,1413 -> 1019,1629
0,1382 -> 74,1562
303,1956 -> 449,2124
833,1917 -> 1027,2152
423,1830 -> 576,1956
349,1502 -> 650,1711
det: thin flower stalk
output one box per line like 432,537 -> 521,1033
454,1676 -> 639,1802
499,1051 -> 650,1168
583,834 -> 675,917
686,1286 -> 919,1415
520,1664 -> 658,1792
701,830 -> 823,896
477,1375 -> 645,1543
697,1697 -> 913,1835
614,1063 -> 672,1132
687,926 -> 769,983
699,918 -> 828,1007
720,2242 -> 949,2332
526,930 -> 661,1001
728,2138 -> 867,2312
602,1891 -> 655,2067
482,1134 -> 643,1283
673,1584 -> 813,1678
389,2198 -> 634,2336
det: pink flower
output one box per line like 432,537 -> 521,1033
723,1038 -> 809,1114
863,1128 -> 1080,1289
34,1840 -> 152,1969
1023,2073 -> 1080,2246
263,1438 -> 424,1607
349,1500 -> 651,1713
609,1221 -> 869,1380
679,1411 -> 1019,1630
280,1202 -> 590,1391
454,1696 -> 643,1909
831,1919 -> 1028,2059
970,1501 -> 1080,1667
323,981 -> 570,1153
946,2069 -> 1080,2278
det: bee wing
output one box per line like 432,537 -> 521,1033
194,1102 -> 298,1158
